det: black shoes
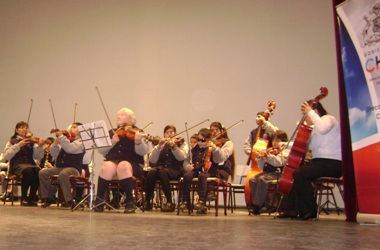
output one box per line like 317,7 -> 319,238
276,211 -> 298,219
161,203 -> 175,212
144,202 -> 153,211
276,210 -> 317,220
194,201 -> 207,214
21,200 -> 29,206
193,201 -> 205,210
299,210 -> 317,221
124,201 -> 135,214
41,198 -> 53,208
251,205 -> 261,215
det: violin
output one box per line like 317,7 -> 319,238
24,130 -> 41,144
25,136 -> 41,144
153,136 -> 185,147
168,137 -> 185,147
259,147 -> 282,158
115,125 -> 142,140
115,125 -> 162,145
50,128 -> 76,141
203,146 -> 213,172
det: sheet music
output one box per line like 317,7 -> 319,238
79,120 -> 112,150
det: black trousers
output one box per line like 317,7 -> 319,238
182,169 -> 229,203
144,167 -> 182,204
20,167 -> 40,202
289,158 -> 342,215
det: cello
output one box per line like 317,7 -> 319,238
244,101 -> 276,207
277,87 -> 328,195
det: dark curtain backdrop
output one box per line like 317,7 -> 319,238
332,0 -> 357,222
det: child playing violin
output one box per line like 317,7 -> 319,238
39,122 -> 85,208
181,123 -> 234,214
3,121 -> 45,206
249,130 -> 288,215
144,125 -> 188,212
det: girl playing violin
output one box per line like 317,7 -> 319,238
3,121 -> 45,206
144,125 -> 189,212
94,108 -> 150,214
249,130 -> 288,215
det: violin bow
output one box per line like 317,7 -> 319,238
174,119 -> 210,139
184,122 -> 192,164
212,119 -> 244,140
141,122 -> 153,131
73,103 -> 77,123
95,86 -> 115,132
27,99 -> 33,124
49,99 -> 58,130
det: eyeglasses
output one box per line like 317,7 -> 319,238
198,138 -> 207,142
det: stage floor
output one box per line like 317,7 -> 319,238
1,203 -> 379,249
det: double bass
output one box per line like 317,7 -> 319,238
277,87 -> 328,195
244,101 -> 276,206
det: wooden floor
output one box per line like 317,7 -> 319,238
2,202 -> 380,250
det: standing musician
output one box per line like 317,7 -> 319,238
243,111 -> 278,209
94,108 -> 150,214
3,121 -> 45,206
144,125 -> 188,212
243,111 -> 278,158
181,124 -> 234,214
249,130 -> 288,215
39,122 -> 85,208
277,100 -> 342,220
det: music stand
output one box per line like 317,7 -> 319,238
72,120 -> 117,212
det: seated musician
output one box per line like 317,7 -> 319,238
0,153 -> 19,201
189,134 -> 199,149
277,100 -> 342,220
38,137 -> 55,169
3,121 -> 45,206
39,122 -> 85,208
249,130 -> 288,215
181,124 -> 234,214
144,125 -> 188,212
94,108 -> 150,214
